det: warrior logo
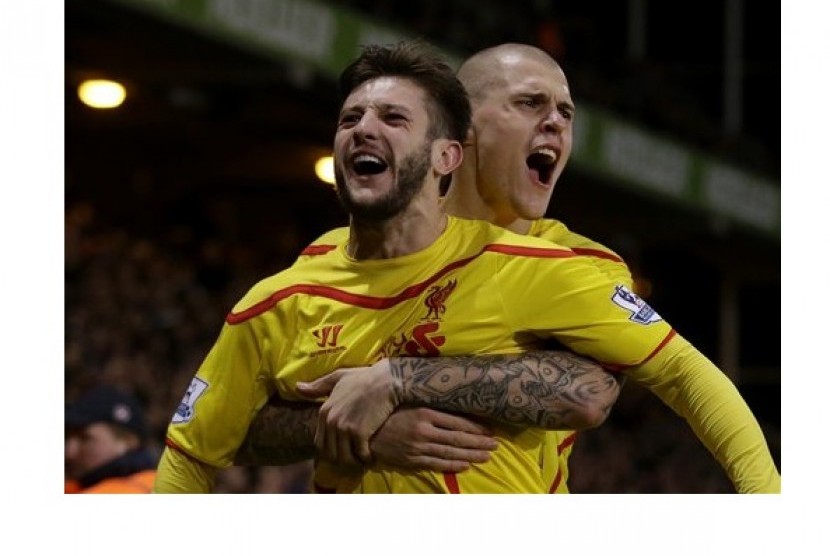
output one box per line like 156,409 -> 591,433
423,279 -> 457,321
313,324 -> 343,348
172,377 -> 208,424
611,284 -> 662,325
310,324 -> 346,357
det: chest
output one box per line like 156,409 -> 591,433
273,270 -> 526,395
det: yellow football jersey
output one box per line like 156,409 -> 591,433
165,216 -> 670,493
298,219 -> 634,493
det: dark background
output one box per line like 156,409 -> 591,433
65,0 -> 780,492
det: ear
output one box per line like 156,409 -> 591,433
432,138 -> 463,177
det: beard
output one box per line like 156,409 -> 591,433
335,141 -> 432,222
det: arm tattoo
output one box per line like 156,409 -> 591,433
237,351 -> 618,465
390,351 -> 620,430
234,399 -> 319,466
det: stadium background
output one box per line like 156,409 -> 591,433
65,0 -> 780,493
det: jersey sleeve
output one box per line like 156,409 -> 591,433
153,446 -> 216,493
498,251 -> 671,368
630,334 -> 781,493
164,310 -> 280,469
496,246 -> 780,493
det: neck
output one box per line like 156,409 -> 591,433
443,173 -> 532,235
347,196 -> 448,260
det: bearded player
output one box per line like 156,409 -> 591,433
156,42 -> 779,493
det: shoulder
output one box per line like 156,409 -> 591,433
450,216 -> 575,258
297,227 -> 349,258
227,266 -> 309,323
532,218 -> 625,264
228,242 -> 347,323
529,218 -> 569,241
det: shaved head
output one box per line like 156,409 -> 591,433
446,42 -> 575,231
457,43 -> 562,105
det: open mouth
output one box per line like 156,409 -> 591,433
526,148 -> 558,185
352,154 -> 389,176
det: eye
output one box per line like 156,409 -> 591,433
338,113 -> 360,127
384,112 -> 407,124
518,98 -> 539,108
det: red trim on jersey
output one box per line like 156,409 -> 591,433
571,247 -> 624,263
603,329 -> 678,372
226,243 -> 575,324
163,437 -> 213,466
558,432 -> 577,454
165,437 -> 186,453
547,432 -> 578,493
301,244 -> 337,256
482,244 -> 575,258
443,472 -> 461,494
549,469 -> 563,493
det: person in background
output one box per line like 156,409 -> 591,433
65,384 -> 158,493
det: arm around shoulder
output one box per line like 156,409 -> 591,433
392,350 -> 620,430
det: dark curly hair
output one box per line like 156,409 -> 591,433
338,40 -> 471,143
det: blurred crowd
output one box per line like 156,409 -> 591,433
65,195 -> 780,493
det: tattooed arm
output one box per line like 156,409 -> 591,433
391,351 -> 618,428
297,350 -> 620,465
235,398 -> 318,466
235,350 -> 618,468
235,401 -> 498,470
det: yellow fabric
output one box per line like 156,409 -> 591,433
527,219 -> 631,286
628,334 -> 781,493
529,219 -> 634,493
161,216 -> 671,493
153,446 -> 216,493
301,219 -> 635,493
296,227 -> 346,256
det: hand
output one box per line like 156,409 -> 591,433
296,359 -> 402,466
371,407 -> 498,472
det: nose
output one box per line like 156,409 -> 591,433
540,109 -> 567,134
352,111 -> 380,143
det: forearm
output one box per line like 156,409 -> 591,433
153,446 -> 217,493
390,350 -> 620,430
628,334 -> 780,493
234,399 -> 319,466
